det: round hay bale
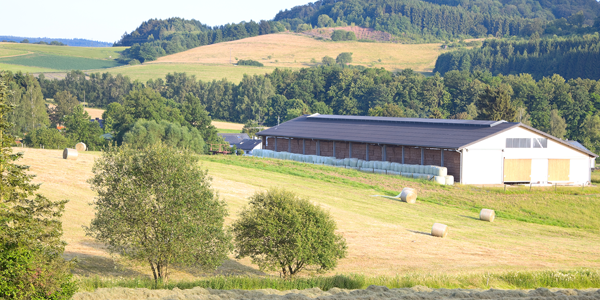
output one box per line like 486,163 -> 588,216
75,142 -> 87,152
431,223 -> 448,238
480,209 -> 496,222
400,187 -> 417,204
63,148 -> 78,160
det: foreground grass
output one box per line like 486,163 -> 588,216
77,269 -> 600,292
201,156 -> 600,231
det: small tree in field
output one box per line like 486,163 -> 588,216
86,143 -> 232,283
233,188 -> 347,278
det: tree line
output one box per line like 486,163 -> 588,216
434,34 -> 600,80
114,0 -> 600,63
35,63 -> 600,155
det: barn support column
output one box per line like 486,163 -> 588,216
383,145 -> 387,161
441,149 -> 444,166
288,139 -> 291,152
366,144 -> 369,161
349,142 -> 352,158
275,137 -> 278,152
302,139 -> 305,155
262,136 -> 266,148
421,148 -> 424,165
333,141 -> 336,158
402,146 -> 405,164
317,141 -> 321,156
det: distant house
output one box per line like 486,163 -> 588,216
234,139 -> 262,155
91,118 -> 104,129
218,133 -> 250,147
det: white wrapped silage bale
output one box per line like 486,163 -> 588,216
350,158 -> 358,168
445,175 -> 454,185
375,161 -> 383,169
357,160 -> 364,168
381,162 -> 391,170
433,176 -> 446,184
360,167 -> 373,173
424,166 -> 432,175
401,172 -> 413,178
388,171 -> 400,176
325,157 -> 334,165
424,174 -> 434,180
390,163 -> 400,172
253,149 -> 261,157
407,165 -> 415,173
374,169 -> 386,174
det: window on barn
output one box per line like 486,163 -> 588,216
506,138 -> 531,148
532,138 -> 548,148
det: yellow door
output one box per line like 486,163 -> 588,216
504,159 -> 532,182
548,159 -> 570,181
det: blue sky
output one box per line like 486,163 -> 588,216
0,0 -> 310,43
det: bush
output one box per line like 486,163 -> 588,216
122,119 -> 206,154
233,188 -> 347,278
237,59 -> 264,67
23,127 -> 72,149
331,30 -> 357,41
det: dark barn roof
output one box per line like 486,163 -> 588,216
256,114 -> 597,157
235,139 -> 262,151
218,133 -> 250,145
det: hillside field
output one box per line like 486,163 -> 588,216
1,33 -> 450,83
14,147 -> 600,284
151,33 -> 448,74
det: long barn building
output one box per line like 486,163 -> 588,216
256,114 -> 597,185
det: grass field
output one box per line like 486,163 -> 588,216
0,53 -> 124,70
152,33 -> 449,73
1,33 -> 450,83
13,147 -> 600,286
0,42 -> 126,60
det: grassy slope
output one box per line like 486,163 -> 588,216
152,33 -> 447,73
1,33 -> 449,82
0,42 -> 126,72
15,148 -> 600,282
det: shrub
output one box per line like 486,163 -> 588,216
237,59 -> 264,67
233,188 -> 347,278
23,127 -> 72,149
122,119 -> 206,154
331,30 -> 357,41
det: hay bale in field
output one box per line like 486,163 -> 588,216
445,175 -> 454,186
431,223 -> 448,238
480,209 -> 496,222
63,148 -> 78,160
400,187 -> 417,203
75,142 -> 87,152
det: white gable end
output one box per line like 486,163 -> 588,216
461,126 -> 593,185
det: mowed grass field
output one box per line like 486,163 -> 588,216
0,42 -> 126,72
14,148 -> 600,283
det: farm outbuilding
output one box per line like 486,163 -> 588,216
256,114 -> 597,185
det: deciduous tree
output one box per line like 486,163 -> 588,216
233,188 -> 347,278
86,143 -> 232,283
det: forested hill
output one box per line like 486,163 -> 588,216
0,36 -> 112,47
434,35 -> 600,80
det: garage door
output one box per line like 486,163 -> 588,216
504,159 -> 532,182
548,159 -> 570,181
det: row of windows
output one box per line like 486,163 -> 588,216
506,138 -> 548,148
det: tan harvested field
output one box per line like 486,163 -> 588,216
152,33 -> 448,73
212,121 -> 244,130
84,107 -> 105,119
14,147 -> 600,282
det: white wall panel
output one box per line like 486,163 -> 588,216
462,149 -> 503,184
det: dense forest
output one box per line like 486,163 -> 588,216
32,64 -> 600,154
115,0 -> 600,63
434,34 -> 600,80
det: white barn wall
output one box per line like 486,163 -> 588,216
461,126 -> 593,184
